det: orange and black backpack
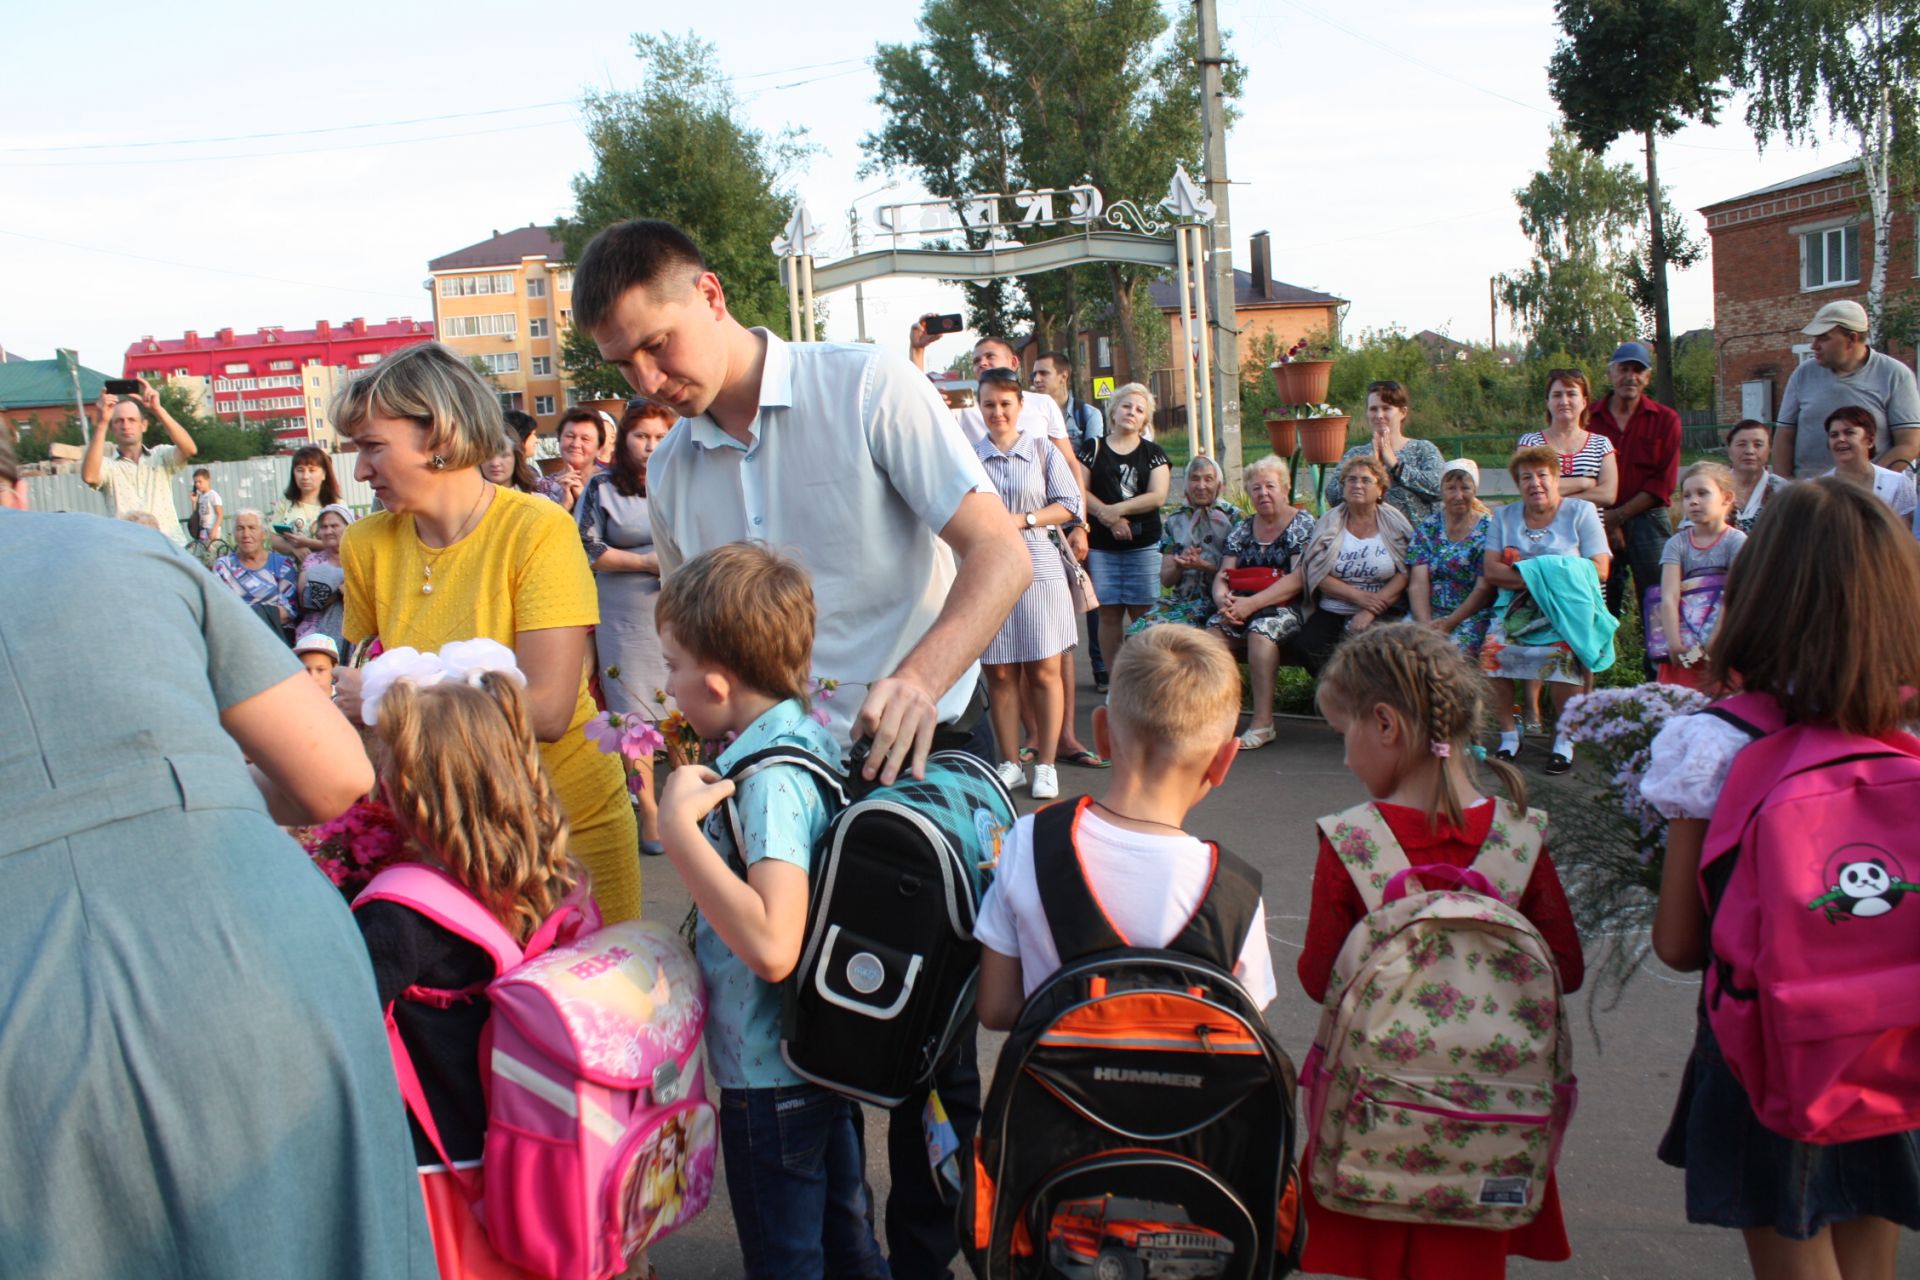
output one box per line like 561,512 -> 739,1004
961,798 -> 1304,1279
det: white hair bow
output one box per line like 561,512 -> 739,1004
360,639 -> 526,726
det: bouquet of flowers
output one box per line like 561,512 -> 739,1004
302,799 -> 410,898
585,707 -> 669,801
1541,682 -> 1712,1013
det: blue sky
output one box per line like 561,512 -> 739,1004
1,0 -> 1849,373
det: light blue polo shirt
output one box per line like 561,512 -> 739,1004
694,697 -> 842,1090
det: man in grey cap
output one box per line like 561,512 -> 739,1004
1774,299 -> 1920,478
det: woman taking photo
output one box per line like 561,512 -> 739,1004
1409,458 -> 1496,657
1517,368 -> 1619,508
1320,380 -> 1445,522
535,407 -> 608,513
1208,453 -> 1316,750
1079,382 -> 1171,663
1726,418 -> 1791,533
1131,454 -> 1236,632
1823,405 -> 1916,519
974,368 -> 1082,801
1290,456 -> 1412,674
1480,445 -> 1613,775
271,445 -> 343,558
215,509 -> 298,640
579,398 -> 677,853
330,342 -> 639,923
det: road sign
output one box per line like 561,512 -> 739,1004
1092,376 -> 1115,399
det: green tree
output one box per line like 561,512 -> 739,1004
1498,129 -> 1646,362
1548,0 -> 1735,404
1733,0 -> 1920,344
865,0 -> 1240,383
556,32 -> 808,389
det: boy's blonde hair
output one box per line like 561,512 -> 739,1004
1317,621 -> 1527,831
376,674 -> 578,942
1106,625 -> 1241,766
656,542 -> 813,703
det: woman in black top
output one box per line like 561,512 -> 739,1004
1077,382 -> 1172,664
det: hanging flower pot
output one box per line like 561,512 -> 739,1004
1269,358 -> 1333,406
1300,415 -> 1353,465
1264,412 -> 1298,457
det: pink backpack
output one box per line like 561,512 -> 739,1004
355,865 -> 715,1279
1699,692 -> 1920,1144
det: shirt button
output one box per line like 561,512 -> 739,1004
753,517 -> 763,526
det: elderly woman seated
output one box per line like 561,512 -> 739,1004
1206,454 -> 1316,750
213,508 -> 298,641
1480,444 -> 1615,775
1285,455 -> 1413,674
1129,455 -> 1236,634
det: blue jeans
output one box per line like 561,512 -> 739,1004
719,1084 -> 891,1280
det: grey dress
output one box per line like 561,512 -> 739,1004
578,471 -> 669,719
0,513 -> 434,1279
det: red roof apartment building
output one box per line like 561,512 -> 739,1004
124,317 -> 434,448
1702,160 -> 1918,424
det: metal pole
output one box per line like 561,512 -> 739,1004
1489,277 -> 1497,349
799,256 -> 818,343
1190,227 -> 1217,463
850,208 -> 870,343
1196,0 -> 1242,491
785,256 -> 803,341
1172,227 -> 1196,450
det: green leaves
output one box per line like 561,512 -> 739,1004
1548,0 -> 1735,151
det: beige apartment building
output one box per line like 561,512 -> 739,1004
427,225 -> 578,432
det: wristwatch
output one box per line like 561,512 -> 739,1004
1025,512 -> 1038,528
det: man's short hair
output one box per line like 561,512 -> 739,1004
1037,349 -> 1074,373
972,335 -> 1019,363
1106,626 -> 1240,767
572,219 -> 709,333
656,541 -> 814,705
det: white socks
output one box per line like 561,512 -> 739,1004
1499,729 -> 1520,755
1553,734 -> 1573,759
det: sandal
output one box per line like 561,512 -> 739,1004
1017,746 -> 1037,763
1237,725 -> 1277,751
1544,752 -> 1573,775
1494,745 -> 1518,762
1059,748 -> 1110,769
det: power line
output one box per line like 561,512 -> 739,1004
0,227 -> 425,303
0,99 -> 577,155
0,117 -> 577,169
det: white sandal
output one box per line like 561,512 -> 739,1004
1238,725 -> 1277,750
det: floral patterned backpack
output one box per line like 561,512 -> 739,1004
1300,802 -> 1577,1228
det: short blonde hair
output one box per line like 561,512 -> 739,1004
1244,453 -> 1291,491
1681,460 -> 1736,500
1110,382 -> 1156,417
1106,626 -> 1241,766
656,542 -> 814,703
332,341 -> 508,471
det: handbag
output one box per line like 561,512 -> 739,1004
1642,572 -> 1727,662
1224,565 -> 1282,595
1050,530 -> 1099,612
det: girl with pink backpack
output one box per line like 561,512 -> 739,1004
1644,478 -> 1920,1280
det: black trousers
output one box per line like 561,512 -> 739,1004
1604,508 -> 1671,680
1284,607 -> 1359,676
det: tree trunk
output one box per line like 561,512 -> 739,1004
1106,262 -> 1140,386
1643,129 -> 1676,406
1862,84 -> 1893,347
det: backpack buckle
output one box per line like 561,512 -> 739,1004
651,1058 -> 683,1105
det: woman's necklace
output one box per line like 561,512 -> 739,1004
418,483 -> 492,596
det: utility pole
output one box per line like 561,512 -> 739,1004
850,207 -> 871,343
1489,277 -> 1497,350
1196,0 -> 1242,492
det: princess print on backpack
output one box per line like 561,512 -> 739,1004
1298,623 -> 1584,1280
1642,479 -> 1920,1280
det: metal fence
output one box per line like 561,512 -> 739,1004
24,453 -> 375,539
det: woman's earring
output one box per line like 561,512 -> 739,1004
430,454 -> 447,470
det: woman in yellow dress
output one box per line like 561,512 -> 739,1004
329,342 -> 641,921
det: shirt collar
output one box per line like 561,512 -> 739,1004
714,697 -> 813,772
685,328 -> 793,453
974,430 -> 1040,463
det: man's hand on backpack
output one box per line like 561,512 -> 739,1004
659,765 -> 736,843
856,676 -> 939,785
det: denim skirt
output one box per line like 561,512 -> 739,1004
1658,1012 -> 1920,1238
1088,546 -> 1162,607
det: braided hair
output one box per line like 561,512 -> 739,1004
1317,621 -> 1527,831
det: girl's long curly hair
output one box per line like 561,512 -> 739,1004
375,674 -> 579,941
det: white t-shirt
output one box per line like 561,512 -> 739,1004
973,807 -> 1277,1007
1821,464 -> 1916,518
956,392 -> 1067,447
1318,531 -> 1396,616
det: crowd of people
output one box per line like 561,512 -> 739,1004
3,221 -> 1918,1280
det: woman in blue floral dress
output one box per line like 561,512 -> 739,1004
1409,459 -> 1496,657
1208,455 -> 1317,750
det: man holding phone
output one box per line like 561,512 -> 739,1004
82,376 -> 199,546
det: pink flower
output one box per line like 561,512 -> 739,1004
584,711 -> 625,756
810,707 -> 831,726
619,717 -> 665,760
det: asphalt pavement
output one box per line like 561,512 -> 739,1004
646,650 -> 1770,1279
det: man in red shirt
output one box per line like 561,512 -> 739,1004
1589,341 -> 1681,677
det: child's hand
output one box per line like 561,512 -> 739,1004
658,765 -> 736,835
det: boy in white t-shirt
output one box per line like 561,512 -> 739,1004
974,625 -> 1277,1025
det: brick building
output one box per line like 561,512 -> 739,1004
0,356 -> 112,440
124,317 -> 434,449
1701,160 -> 1918,423
427,225 -> 576,432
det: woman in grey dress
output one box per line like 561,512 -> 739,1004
580,398 -> 677,851
0,483 -> 434,1276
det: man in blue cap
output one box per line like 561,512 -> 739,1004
1590,340 -> 1681,674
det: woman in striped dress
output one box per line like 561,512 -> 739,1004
1517,368 -> 1619,508
971,367 -> 1083,802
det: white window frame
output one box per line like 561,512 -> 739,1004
531,356 -> 552,377
529,317 -> 550,339
527,277 -> 547,299
534,395 -> 556,416
1792,343 -> 1814,364
554,268 -> 573,293
223,362 -> 250,375
497,390 -> 525,412
1798,219 -> 1861,292
438,272 -> 516,298
440,313 -> 518,339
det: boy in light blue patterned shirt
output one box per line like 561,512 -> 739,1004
654,542 -> 888,1280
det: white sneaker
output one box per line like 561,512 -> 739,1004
995,760 -> 1028,791
1029,763 -> 1059,800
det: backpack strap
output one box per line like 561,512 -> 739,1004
719,745 -> 849,878
1314,802 -> 1412,914
1462,805 -> 1547,908
1702,690 -> 1786,741
1030,796 -> 1261,971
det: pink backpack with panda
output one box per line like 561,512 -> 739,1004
355,864 -> 715,1279
1699,692 -> 1920,1144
